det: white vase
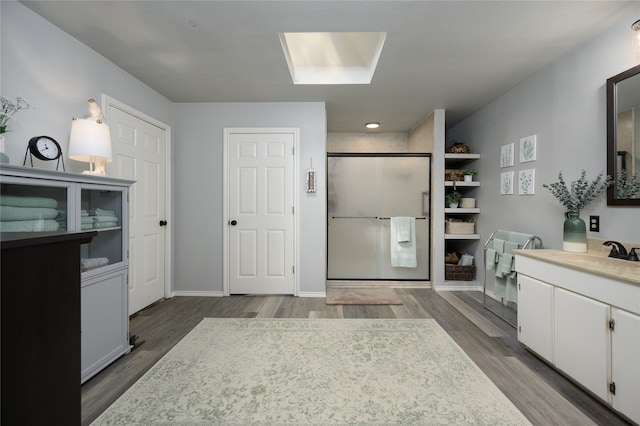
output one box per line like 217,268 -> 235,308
463,175 -> 473,182
0,134 -> 8,164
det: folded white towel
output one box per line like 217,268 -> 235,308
392,217 -> 412,242
390,217 -> 417,268
81,257 -> 110,271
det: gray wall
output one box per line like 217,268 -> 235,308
1,2 -> 174,170
3,1 -> 637,297
447,10 -> 640,263
173,103 -> 327,295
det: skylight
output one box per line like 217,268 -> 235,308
279,32 -> 386,85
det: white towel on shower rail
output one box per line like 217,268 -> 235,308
390,217 -> 417,268
393,216 -> 412,242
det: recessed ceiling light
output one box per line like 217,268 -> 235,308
279,32 -> 386,85
365,122 -> 380,129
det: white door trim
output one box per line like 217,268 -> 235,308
223,127 -> 299,297
102,94 -> 173,301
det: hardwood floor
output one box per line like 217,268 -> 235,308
81,289 -> 633,425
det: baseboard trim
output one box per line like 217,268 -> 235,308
297,291 -> 326,298
171,290 -> 224,297
434,284 -> 483,291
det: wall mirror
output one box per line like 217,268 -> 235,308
607,63 -> 640,206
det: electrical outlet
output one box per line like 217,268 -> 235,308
590,215 -> 599,232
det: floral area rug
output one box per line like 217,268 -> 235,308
92,318 -> 531,425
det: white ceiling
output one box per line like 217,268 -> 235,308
21,1 -> 639,132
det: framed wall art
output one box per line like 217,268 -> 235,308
500,171 -> 514,195
519,135 -> 537,163
518,169 -> 535,195
500,143 -> 514,168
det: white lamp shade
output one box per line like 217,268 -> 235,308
68,118 -> 112,162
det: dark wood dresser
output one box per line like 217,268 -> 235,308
1,231 -> 96,425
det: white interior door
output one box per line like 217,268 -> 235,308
105,98 -> 169,314
225,129 -> 296,295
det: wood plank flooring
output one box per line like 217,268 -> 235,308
81,289 -> 633,426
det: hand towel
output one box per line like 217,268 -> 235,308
0,195 -> 57,209
81,257 -> 110,272
88,208 -> 116,217
504,241 -> 520,255
0,206 -> 59,221
390,217 -> 416,268
485,248 -> 497,270
92,216 -> 119,223
0,219 -> 59,232
498,253 -> 514,276
391,217 -> 412,242
94,222 -> 118,229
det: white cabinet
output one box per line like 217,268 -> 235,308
554,288 -> 610,401
81,269 -> 129,381
611,308 -> 640,423
516,253 -> 640,424
0,164 -> 134,383
517,275 -> 554,362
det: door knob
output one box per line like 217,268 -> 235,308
229,220 -> 237,226
159,220 -> 167,226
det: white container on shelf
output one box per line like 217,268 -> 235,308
460,198 -> 476,208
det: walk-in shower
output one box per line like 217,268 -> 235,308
327,153 -> 431,281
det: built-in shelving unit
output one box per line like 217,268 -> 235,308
444,153 -> 480,281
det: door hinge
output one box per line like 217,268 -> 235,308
292,206 -> 295,214
609,319 -> 615,331
292,147 -> 295,156
609,382 -> 616,395
292,266 -> 295,274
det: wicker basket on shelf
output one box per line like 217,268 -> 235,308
445,261 -> 476,281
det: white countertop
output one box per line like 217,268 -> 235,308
515,249 -> 640,285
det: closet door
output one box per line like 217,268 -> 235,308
327,154 -> 430,280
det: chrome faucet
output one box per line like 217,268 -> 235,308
603,241 -> 639,261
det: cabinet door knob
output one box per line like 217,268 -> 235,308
159,220 -> 168,226
229,220 -> 237,226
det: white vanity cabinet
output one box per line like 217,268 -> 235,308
516,252 -> 640,424
0,165 -> 134,383
554,288 -> 610,401
517,275 -> 554,362
611,307 -> 640,423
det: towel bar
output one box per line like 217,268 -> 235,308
483,230 -> 543,328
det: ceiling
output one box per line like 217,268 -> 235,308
21,1 -> 638,132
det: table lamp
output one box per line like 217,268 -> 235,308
68,99 -> 112,175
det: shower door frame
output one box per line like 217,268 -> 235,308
326,152 -> 432,282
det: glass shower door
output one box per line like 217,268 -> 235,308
327,154 -> 431,280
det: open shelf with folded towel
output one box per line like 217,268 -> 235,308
483,230 -> 543,327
